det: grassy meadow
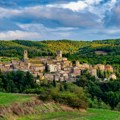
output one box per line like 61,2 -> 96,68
0,92 -> 32,106
17,108 -> 120,120
0,93 -> 120,120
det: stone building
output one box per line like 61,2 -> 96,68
47,64 -> 57,73
95,64 -> 105,71
109,74 -> 117,80
72,67 -> 81,75
75,61 -> 80,67
89,68 -> 97,77
105,65 -> 113,72
56,50 -> 62,60
24,50 -> 29,62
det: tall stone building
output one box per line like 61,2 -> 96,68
56,50 -> 62,60
75,61 -> 80,67
24,50 -> 29,62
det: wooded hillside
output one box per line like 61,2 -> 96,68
0,39 -> 120,65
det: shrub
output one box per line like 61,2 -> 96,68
115,103 -> 120,111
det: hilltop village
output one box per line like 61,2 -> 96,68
0,50 -> 117,82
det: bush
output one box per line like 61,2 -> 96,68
88,98 -> 110,109
51,91 -> 87,109
115,103 -> 120,111
39,85 -> 88,109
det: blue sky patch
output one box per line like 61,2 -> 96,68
0,0 -> 119,40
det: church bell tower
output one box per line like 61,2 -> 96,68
24,50 -> 29,62
56,50 -> 62,60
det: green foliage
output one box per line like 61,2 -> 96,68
115,103 -> 120,111
74,72 -> 120,110
49,87 -> 88,109
17,108 -> 120,120
26,82 -> 88,109
53,79 -> 56,87
0,40 -> 89,59
0,71 -> 36,93
88,98 -> 110,109
41,40 -> 90,54
0,93 -> 32,106
104,91 -> 120,110
0,39 -> 120,68
76,41 -> 120,65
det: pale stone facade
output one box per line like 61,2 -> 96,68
0,50 -> 117,82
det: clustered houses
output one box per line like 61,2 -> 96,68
0,50 -> 117,82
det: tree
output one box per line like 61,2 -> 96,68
104,91 -> 120,109
0,78 -> 4,91
63,82 -> 68,91
76,76 -> 88,88
53,79 -> 56,87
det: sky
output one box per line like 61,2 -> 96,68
0,0 -> 120,40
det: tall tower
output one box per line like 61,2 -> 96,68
75,61 -> 80,67
24,50 -> 28,62
56,50 -> 62,58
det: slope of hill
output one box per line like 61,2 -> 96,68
18,109 -> 120,120
0,40 -> 90,61
93,39 -> 120,45
76,44 -> 120,64
41,40 -> 90,54
0,93 -> 64,120
0,93 -> 32,107
0,39 -> 119,65
0,93 -> 120,120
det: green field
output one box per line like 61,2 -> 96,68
17,108 -> 120,120
0,93 -> 32,106
0,57 -> 19,63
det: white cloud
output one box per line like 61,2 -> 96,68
0,23 -> 77,40
0,30 -> 41,40
47,1 -> 87,11
0,1 -> 114,28
18,23 -> 78,32
105,3 -> 120,26
86,0 -> 117,21
47,0 -> 103,12
17,5 -> 99,27
46,0 -> 117,22
0,7 -> 20,18
0,0 -> 119,40
105,29 -> 120,34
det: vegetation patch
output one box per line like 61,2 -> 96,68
17,108 -> 120,120
0,93 -> 32,107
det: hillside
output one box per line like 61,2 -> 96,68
0,93 -> 64,120
18,109 -> 120,120
0,93 -> 32,107
0,93 -> 120,120
0,39 -> 120,71
0,40 -> 91,59
76,43 -> 120,64
41,40 -> 90,54
0,40 -> 50,59
0,39 -> 119,60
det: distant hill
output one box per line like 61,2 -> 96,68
77,40 -> 120,64
0,39 -> 120,65
0,40 -> 90,59
41,40 -> 90,54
